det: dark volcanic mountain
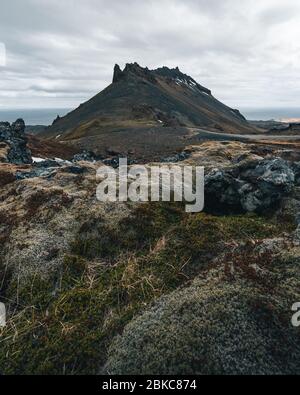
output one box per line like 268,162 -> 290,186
43,63 -> 256,158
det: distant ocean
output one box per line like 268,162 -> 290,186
240,107 -> 300,122
0,107 -> 299,125
0,108 -> 72,126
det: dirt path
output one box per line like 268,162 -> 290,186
193,128 -> 300,142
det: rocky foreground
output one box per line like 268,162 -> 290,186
0,121 -> 300,374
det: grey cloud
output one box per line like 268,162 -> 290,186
0,0 -> 299,109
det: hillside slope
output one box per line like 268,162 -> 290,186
43,63 -> 256,154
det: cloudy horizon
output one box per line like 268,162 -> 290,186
0,0 -> 300,111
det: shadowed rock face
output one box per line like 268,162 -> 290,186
0,119 -> 32,164
205,157 -> 296,214
43,63 -> 255,153
112,64 -> 124,83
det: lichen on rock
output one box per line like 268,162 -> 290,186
0,119 -> 32,164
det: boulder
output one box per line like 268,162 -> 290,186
0,119 -> 32,164
205,157 -> 295,214
104,271 -> 300,375
61,165 -> 87,175
72,150 -> 98,162
161,150 -> 190,163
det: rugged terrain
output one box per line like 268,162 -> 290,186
1,120 -> 300,374
42,63 -> 257,158
250,119 -> 300,135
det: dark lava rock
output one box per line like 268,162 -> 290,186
112,64 -> 125,83
161,151 -> 191,163
12,118 -> 26,133
73,150 -> 99,162
16,161 -> 86,180
112,62 -> 156,85
102,157 -> 122,169
16,168 -> 57,180
102,156 -> 136,169
60,165 -> 87,175
16,158 -> 72,180
0,119 -> 32,164
34,159 -> 63,168
205,157 -> 295,214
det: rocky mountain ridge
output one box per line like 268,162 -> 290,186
42,63 -> 256,157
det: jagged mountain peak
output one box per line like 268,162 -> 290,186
112,62 -> 155,84
112,62 -> 211,95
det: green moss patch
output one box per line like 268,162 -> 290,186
0,203 -> 294,374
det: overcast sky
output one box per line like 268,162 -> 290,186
0,0 -> 300,110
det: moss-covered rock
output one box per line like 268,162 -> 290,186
104,269 -> 300,375
0,203 -> 295,375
